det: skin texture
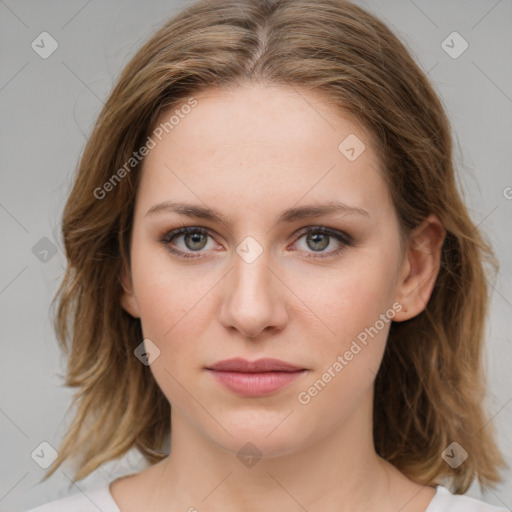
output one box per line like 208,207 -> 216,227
117,83 -> 445,511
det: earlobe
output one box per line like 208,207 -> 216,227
394,214 -> 446,322
120,265 -> 141,318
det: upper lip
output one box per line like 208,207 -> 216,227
206,357 -> 304,373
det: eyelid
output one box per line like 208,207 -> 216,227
292,225 -> 352,245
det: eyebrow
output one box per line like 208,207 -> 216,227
145,200 -> 370,224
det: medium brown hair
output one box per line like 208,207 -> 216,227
44,0 -> 505,493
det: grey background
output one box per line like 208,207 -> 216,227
1,0 -> 511,510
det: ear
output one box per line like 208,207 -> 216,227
393,213 -> 446,322
120,263 -> 141,318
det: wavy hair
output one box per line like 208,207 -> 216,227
44,0 -> 505,493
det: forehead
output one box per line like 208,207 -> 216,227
137,84 -> 392,222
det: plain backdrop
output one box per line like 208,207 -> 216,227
1,0 -> 511,510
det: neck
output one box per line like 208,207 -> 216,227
147,390 -> 408,511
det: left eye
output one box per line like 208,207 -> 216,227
160,226 -> 351,260
294,228 -> 348,256
290,227 -> 351,259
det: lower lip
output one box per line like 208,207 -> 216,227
207,370 -> 306,396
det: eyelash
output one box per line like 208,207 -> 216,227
159,225 -> 352,261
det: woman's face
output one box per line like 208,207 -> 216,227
122,84 -> 411,457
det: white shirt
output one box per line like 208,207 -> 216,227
25,483 -> 509,511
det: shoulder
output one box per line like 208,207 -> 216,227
25,483 -> 121,512
427,485 -> 508,512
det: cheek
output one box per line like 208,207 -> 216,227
295,266 -> 393,418
287,250 -> 398,412
294,348 -> 382,444
293,249 -> 399,347
130,254 -> 210,409
130,237 -> 204,339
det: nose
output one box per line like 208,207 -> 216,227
217,251 -> 289,339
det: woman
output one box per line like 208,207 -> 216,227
28,0 -> 507,510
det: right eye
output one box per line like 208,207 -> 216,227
160,226 -> 218,259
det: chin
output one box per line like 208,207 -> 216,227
205,411 -> 321,460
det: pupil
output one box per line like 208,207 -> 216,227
185,233 -> 207,251
308,233 -> 328,251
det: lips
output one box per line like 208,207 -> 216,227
207,357 -> 303,373
206,358 -> 306,396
